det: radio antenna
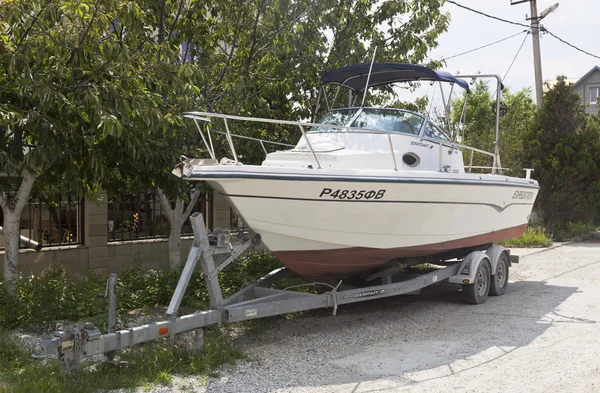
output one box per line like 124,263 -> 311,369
361,46 -> 378,107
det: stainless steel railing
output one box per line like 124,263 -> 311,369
184,111 -> 497,174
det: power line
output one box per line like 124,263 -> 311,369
502,31 -> 529,81
446,0 -> 600,61
543,28 -> 600,60
443,30 -> 528,61
490,32 -> 529,97
445,0 -> 530,28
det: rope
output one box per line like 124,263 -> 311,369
328,280 -> 343,316
282,280 -> 343,315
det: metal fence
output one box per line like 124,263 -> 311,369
0,196 -> 84,250
108,191 -> 213,242
230,208 -> 249,234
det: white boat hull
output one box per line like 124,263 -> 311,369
187,165 -> 538,278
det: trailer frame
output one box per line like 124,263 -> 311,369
32,212 -> 511,369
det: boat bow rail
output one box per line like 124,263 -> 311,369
183,111 -> 499,174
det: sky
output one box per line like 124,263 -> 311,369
430,0 -> 600,93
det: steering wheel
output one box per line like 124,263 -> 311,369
492,102 -> 508,116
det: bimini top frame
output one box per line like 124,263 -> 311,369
314,62 -> 507,174
321,63 -> 472,93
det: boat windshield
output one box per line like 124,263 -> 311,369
311,108 -> 424,136
311,108 -> 360,131
351,108 -> 424,135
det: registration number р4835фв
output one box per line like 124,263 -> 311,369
319,188 -> 386,200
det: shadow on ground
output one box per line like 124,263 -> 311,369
204,275 -> 581,392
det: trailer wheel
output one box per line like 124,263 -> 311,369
463,259 -> 491,304
489,252 -> 509,296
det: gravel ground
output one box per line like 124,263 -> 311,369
128,240 -> 600,393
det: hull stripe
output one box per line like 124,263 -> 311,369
223,192 -> 534,213
189,172 -> 540,189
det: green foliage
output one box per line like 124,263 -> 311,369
0,329 -> 243,393
497,225 -> 552,248
0,266 -> 106,329
0,330 -> 33,374
1,0 -> 452,281
551,221 -> 600,242
0,251 -> 286,392
0,251 -> 284,392
0,251 -> 283,330
451,81 -> 537,175
525,77 -> 600,230
0,0 -> 194,196
117,264 -> 208,310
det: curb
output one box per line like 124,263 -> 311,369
509,241 -> 575,258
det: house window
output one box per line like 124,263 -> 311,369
590,87 -> 600,104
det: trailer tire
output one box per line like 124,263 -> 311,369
463,259 -> 491,304
489,252 -> 509,296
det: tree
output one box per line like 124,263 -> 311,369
115,0 -> 453,267
0,0 -> 195,288
525,77 -> 600,230
2,0 -> 453,277
452,81 -> 537,176
194,0 -> 450,135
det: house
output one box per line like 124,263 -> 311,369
570,66 -> 600,115
543,66 -> 600,115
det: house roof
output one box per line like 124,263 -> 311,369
571,66 -> 600,90
543,77 -> 578,92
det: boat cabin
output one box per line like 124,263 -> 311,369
184,62 -> 505,175
263,63 -> 474,172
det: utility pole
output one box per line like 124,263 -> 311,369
529,0 -> 544,109
511,1 -> 559,109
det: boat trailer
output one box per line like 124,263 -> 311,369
32,212 -> 517,370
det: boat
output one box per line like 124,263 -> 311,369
174,63 -> 539,279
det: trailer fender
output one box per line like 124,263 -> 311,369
448,251 -> 490,285
486,245 -> 510,273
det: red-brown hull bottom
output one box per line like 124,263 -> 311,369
273,224 -> 527,279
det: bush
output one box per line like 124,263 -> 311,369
551,221 -> 599,242
0,327 -> 244,393
0,251 -> 284,330
525,77 -> 600,229
498,225 -> 552,248
0,266 -> 106,330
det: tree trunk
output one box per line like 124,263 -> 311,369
3,210 -> 21,288
157,187 -> 202,269
168,218 -> 182,269
1,171 -> 37,292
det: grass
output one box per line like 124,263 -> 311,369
0,250 -> 285,393
406,263 -> 438,273
499,221 -> 600,247
0,327 -> 244,393
497,225 -> 552,248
